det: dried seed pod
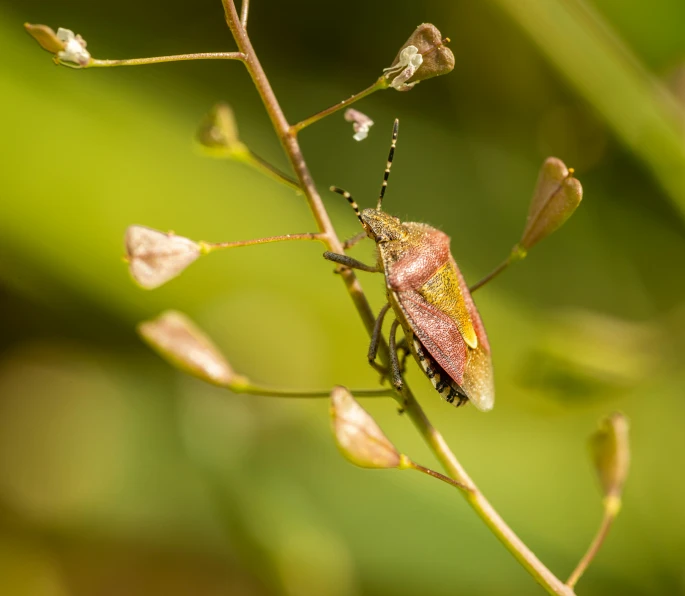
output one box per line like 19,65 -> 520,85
138,310 -> 237,387
589,412 -> 630,502
383,23 -> 455,91
519,157 -> 583,251
330,386 -> 401,469
124,225 -> 201,290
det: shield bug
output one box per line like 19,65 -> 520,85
324,120 -> 494,411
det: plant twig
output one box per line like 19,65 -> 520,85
470,246 -> 526,293
200,232 -> 324,253
290,77 -> 389,134
230,378 -> 394,399
243,149 -> 302,192
240,0 -> 250,28
220,3 -> 573,594
90,52 -> 245,67
566,497 -> 620,589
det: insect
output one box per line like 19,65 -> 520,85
324,119 -> 494,411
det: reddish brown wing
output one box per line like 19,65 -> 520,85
395,289 -> 468,385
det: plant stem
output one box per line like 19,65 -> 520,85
243,149 -> 302,192
290,77 -> 388,134
220,3 -> 572,594
566,497 -> 620,589
240,0 -> 249,28
469,245 -> 526,293
90,52 -> 245,67
401,456 -> 471,492
229,377 -> 394,398
200,232 -> 323,253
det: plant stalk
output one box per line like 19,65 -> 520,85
220,3 -> 573,594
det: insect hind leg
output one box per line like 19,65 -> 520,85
388,319 -> 404,391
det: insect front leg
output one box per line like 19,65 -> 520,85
342,231 -> 368,250
323,251 -> 380,273
388,319 -> 404,391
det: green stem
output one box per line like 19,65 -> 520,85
200,232 -> 324,253
243,149 -> 302,192
566,496 -> 621,589
469,244 -> 527,293
400,455 -> 471,492
90,52 -> 245,67
400,394 -> 574,596
290,77 -> 389,134
229,377 -> 394,398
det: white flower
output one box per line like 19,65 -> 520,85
344,108 -> 374,142
56,28 -> 91,68
383,45 -> 423,91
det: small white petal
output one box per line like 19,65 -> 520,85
55,27 -> 91,67
344,108 -> 374,142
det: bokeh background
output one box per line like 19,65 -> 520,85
2,0 -> 685,594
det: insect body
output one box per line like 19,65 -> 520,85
324,120 -> 494,411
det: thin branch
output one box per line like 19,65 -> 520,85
90,52 -> 245,67
240,0 -> 250,28
469,246 -> 526,293
401,456 -> 471,492
200,232 -> 323,253
244,149 -> 302,192
566,497 -> 620,589
290,77 -> 388,135
229,377 -> 394,398
220,3 -> 573,595
469,257 -> 511,293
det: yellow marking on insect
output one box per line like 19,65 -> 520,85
418,262 -> 478,349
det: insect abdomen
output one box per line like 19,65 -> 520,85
411,333 -> 469,407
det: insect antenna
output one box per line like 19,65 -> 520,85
376,118 -> 399,211
330,186 -> 364,227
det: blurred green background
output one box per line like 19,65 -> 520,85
2,0 -> 685,594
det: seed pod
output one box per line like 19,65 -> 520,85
138,310 -> 237,387
589,412 -> 630,501
124,225 -> 201,289
330,386 -> 401,469
383,23 -> 455,91
196,102 -> 248,158
519,157 -> 583,251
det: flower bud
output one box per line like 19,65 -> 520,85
519,157 -> 583,251
330,386 -> 400,469
24,24 -> 91,68
344,108 -> 374,141
124,225 -> 201,290
383,24 -> 455,91
589,412 -> 630,502
196,102 -> 248,158
138,310 -> 237,387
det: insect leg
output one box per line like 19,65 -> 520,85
396,337 -> 410,375
342,231 -> 368,250
368,303 -> 392,378
388,319 -> 404,391
323,251 -> 380,272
